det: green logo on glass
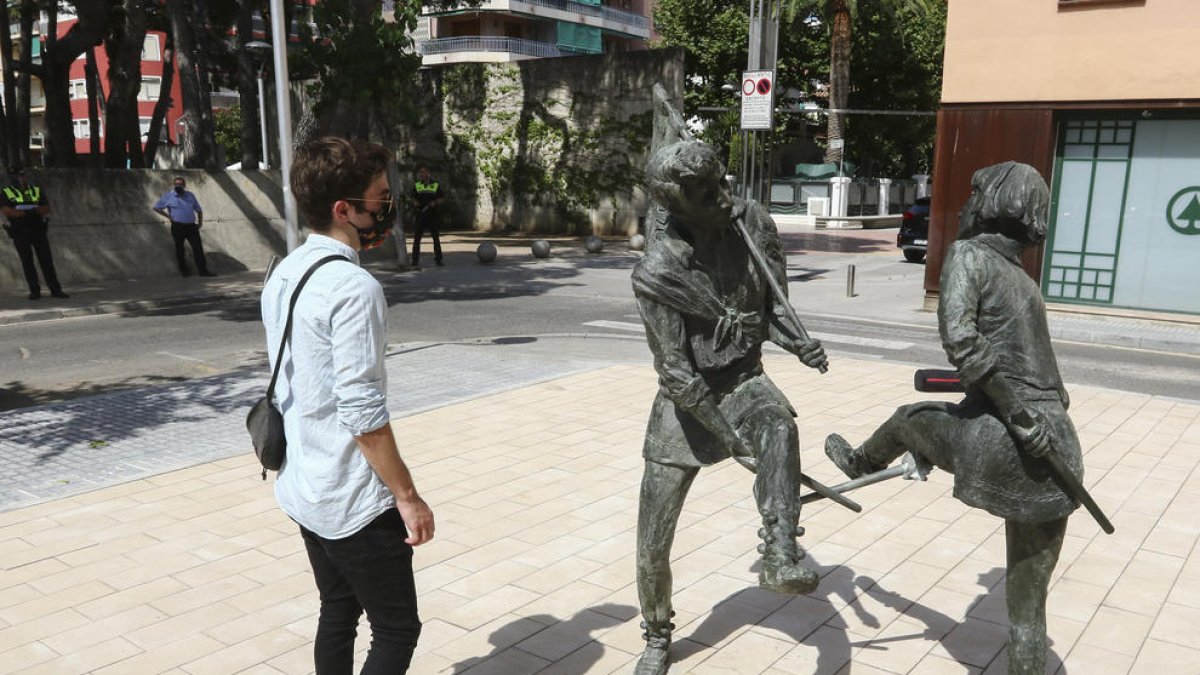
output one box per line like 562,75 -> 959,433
1167,187 -> 1200,235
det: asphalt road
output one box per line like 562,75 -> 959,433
1,248 -> 1198,411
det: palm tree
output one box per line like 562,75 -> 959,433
784,0 -> 936,165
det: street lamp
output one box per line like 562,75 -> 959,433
243,40 -> 271,171
267,0 -> 300,253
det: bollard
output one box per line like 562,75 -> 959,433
846,264 -> 856,298
476,242 -> 498,263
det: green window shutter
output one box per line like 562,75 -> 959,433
556,21 -> 601,54
31,37 -> 41,58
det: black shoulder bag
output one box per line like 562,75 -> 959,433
247,254 -> 348,479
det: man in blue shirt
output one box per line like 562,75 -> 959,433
153,176 -> 214,276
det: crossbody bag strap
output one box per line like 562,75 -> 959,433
265,254 -> 350,401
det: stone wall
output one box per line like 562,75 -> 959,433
0,169 -> 401,290
0,49 -> 682,288
403,48 -> 684,236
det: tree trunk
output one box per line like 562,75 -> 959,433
144,30 -> 175,167
16,0 -> 34,167
322,0 -> 378,139
84,48 -> 102,158
236,0 -> 260,169
823,0 -> 851,165
191,0 -> 219,167
40,0 -> 109,168
166,0 -> 218,168
0,0 -> 16,167
104,0 -> 149,168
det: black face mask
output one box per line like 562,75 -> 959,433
174,185 -> 185,194
351,200 -> 394,249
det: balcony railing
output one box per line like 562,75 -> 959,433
518,0 -> 648,29
419,36 -> 564,59
425,0 -> 649,30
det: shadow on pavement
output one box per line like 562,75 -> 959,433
0,373 -> 194,412
672,558 -> 1065,673
451,603 -> 636,674
0,365 -> 262,463
781,231 -> 897,255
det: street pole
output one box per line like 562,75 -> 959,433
268,0 -> 299,252
256,66 -> 269,169
742,0 -> 779,203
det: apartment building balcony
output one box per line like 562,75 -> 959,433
419,36 -> 564,65
424,0 -> 650,39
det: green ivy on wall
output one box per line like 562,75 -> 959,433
439,63 -> 652,229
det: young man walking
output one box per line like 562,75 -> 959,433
261,136 -> 434,673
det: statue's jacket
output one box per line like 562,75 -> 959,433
934,233 -> 1083,522
631,199 -> 796,468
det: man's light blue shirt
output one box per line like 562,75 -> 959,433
261,234 -> 394,539
154,190 -> 203,224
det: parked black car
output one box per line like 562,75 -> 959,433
897,196 -> 930,263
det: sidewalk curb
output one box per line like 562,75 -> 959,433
0,287 -> 265,326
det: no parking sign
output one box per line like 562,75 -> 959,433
740,69 -> 774,131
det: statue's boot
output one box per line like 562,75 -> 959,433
633,619 -> 673,675
824,433 -> 887,480
757,512 -> 819,595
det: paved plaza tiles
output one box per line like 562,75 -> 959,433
1,354 -> 1198,674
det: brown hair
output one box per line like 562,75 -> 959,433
959,161 -> 1050,242
291,137 -> 391,232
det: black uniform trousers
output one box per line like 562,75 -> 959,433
171,221 -> 210,275
411,210 -> 442,265
9,221 -> 62,295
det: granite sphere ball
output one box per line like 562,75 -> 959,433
476,242 -> 498,263
585,236 -> 604,253
629,233 -> 646,251
531,239 -> 551,258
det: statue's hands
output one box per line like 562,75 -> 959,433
785,337 -> 827,371
1008,408 -> 1052,458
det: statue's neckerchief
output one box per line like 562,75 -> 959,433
632,212 -> 762,349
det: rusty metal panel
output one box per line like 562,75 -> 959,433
924,107 -> 1056,298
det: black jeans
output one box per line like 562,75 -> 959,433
9,221 -> 62,294
411,211 -> 442,264
299,508 -> 421,675
170,221 -> 209,275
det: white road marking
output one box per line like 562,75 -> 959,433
810,332 -> 913,351
156,351 -> 209,364
583,322 -> 912,350
583,320 -> 646,333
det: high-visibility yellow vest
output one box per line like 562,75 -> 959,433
415,181 -> 439,194
3,185 -> 39,204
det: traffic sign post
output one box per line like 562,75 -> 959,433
740,69 -> 775,131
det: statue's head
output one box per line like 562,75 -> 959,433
646,140 -> 733,230
958,161 -> 1050,245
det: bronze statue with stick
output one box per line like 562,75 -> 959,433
630,84 -> 843,675
823,161 -> 1113,675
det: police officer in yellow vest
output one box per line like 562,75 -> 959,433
410,166 -> 444,267
2,167 -> 66,300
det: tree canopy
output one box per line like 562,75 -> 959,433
653,0 -> 946,178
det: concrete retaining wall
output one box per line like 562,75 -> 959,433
0,169 -> 400,290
